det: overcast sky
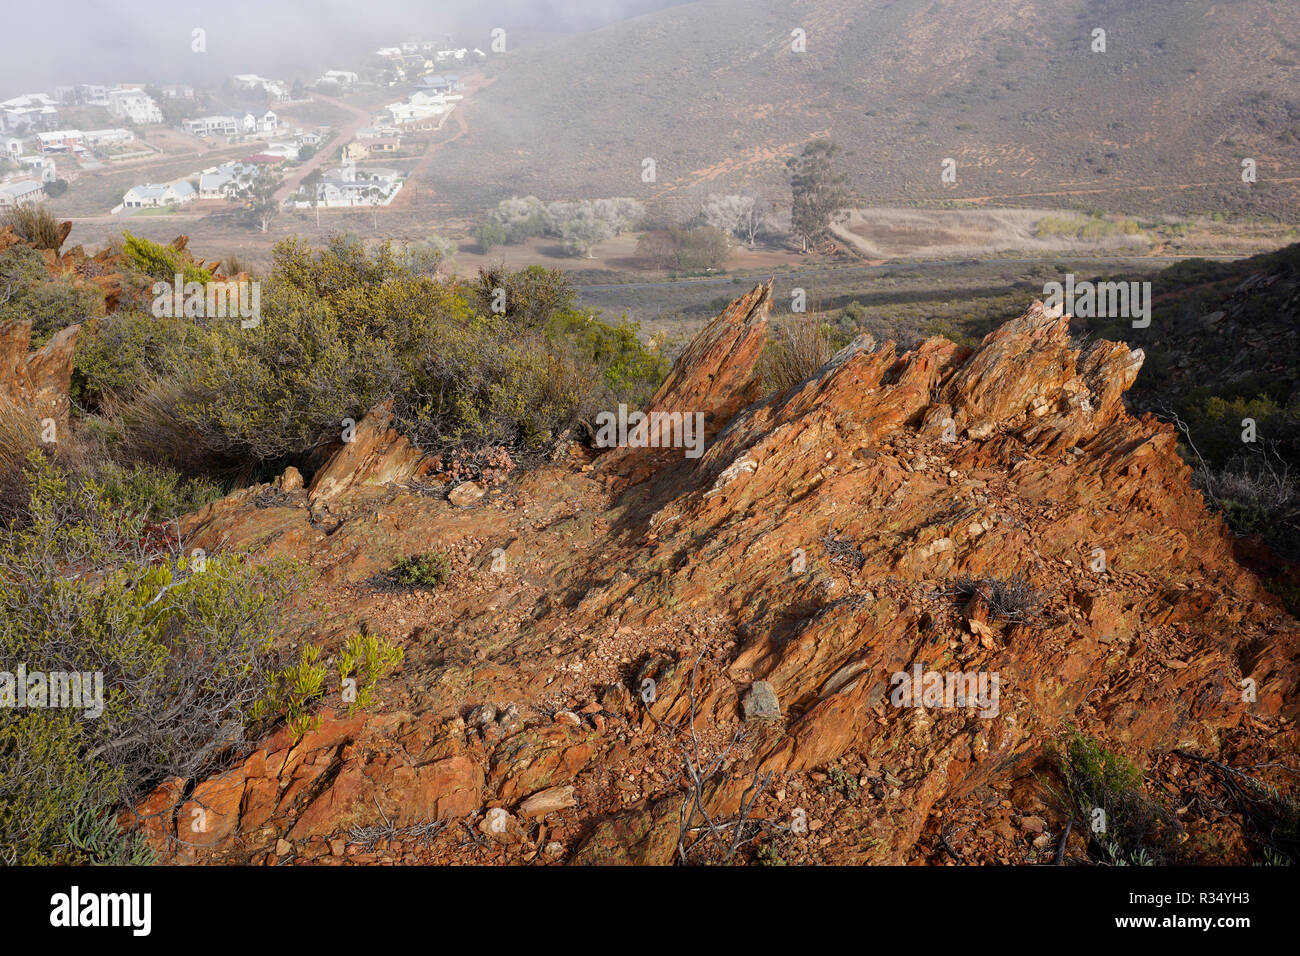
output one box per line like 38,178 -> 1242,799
0,0 -> 686,91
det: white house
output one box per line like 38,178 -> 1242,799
1,137 -> 22,161
83,127 -> 135,147
262,141 -> 299,160
18,155 -> 56,182
0,180 -> 45,208
122,179 -> 196,208
78,85 -> 110,105
184,115 -> 240,137
318,70 -> 358,87
386,90 -> 450,125
308,164 -> 402,207
1,94 -> 59,132
107,88 -> 162,125
197,161 -> 258,199
232,74 -> 289,102
240,111 -> 278,134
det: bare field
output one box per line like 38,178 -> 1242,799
833,207 -> 1150,259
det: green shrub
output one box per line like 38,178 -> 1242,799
87,461 -> 223,522
392,551 -> 451,588
0,454 -> 295,864
73,310 -> 194,408
252,633 -> 404,734
122,232 -> 212,284
251,644 -> 327,740
0,244 -> 104,345
545,309 -> 667,403
473,220 -> 506,251
1046,730 -> 1183,865
86,237 -> 667,472
338,633 -> 403,713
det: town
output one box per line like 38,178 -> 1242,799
0,39 -> 482,219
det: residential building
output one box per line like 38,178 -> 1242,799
262,141 -> 300,160
386,90 -> 451,125
241,111 -> 278,134
78,85 -> 110,105
18,155 -> 56,182
122,179 -> 196,208
35,129 -> 84,153
1,94 -> 59,132
232,75 -> 289,102
83,128 -> 135,147
107,88 -> 163,125
420,74 -> 463,94
0,180 -> 45,208
184,115 -> 240,137
318,70 -> 358,87
355,125 -> 400,140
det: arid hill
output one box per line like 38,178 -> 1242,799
435,0 -> 1300,220
128,280 -> 1298,865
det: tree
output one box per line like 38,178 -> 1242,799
635,229 -> 677,270
560,217 -> 613,258
701,193 -> 768,246
235,166 -> 284,233
634,226 -> 731,272
786,139 -> 849,253
474,220 -> 506,252
301,168 -> 323,227
673,225 -> 731,271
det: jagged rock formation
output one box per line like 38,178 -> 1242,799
0,319 -> 79,432
137,284 -> 1299,865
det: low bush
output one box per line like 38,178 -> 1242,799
100,239 -> 665,471
338,633 -> 403,714
1047,730 -> 1184,865
0,244 -> 104,345
1,203 -> 64,251
0,454 -> 296,864
760,319 -> 836,394
391,551 -> 451,588
952,574 -> 1045,623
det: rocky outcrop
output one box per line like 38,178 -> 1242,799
0,319 -> 79,432
306,401 -> 430,504
148,287 -> 1300,866
599,277 -> 772,484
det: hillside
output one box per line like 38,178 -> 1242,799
436,0 -> 1300,220
125,283 -> 1300,866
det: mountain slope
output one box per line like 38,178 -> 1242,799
437,0 -> 1300,220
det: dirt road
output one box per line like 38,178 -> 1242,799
274,92 -> 373,202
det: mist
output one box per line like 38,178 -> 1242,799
0,0 -> 688,91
